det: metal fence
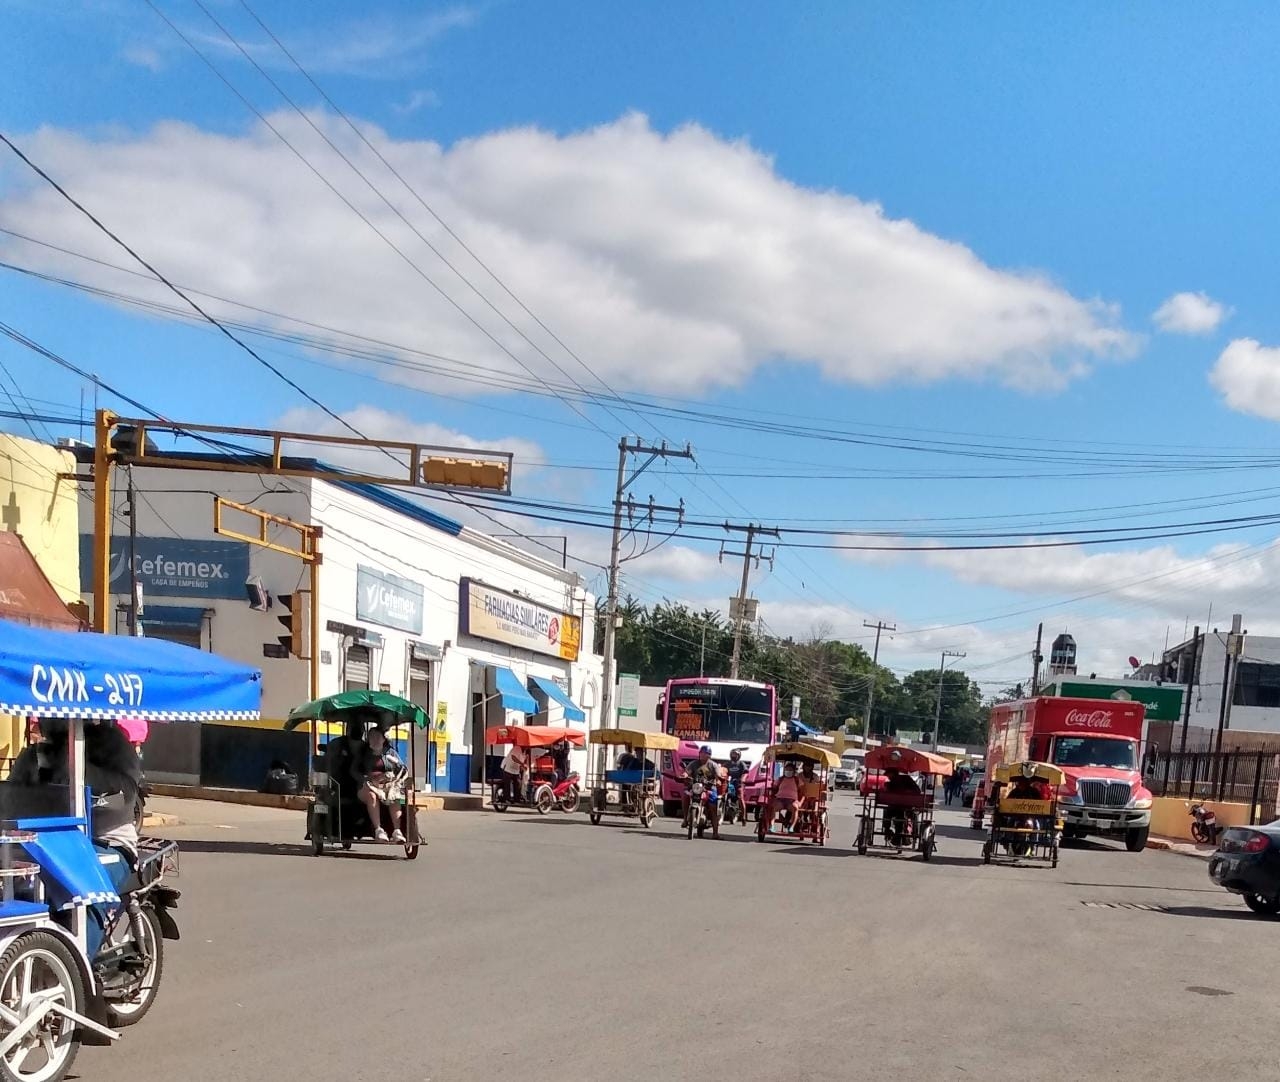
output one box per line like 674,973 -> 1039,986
1148,747 -> 1280,825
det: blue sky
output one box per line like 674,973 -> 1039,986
6,1 -> 1280,685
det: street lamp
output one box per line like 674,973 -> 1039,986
932,650 -> 966,751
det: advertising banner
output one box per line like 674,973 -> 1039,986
80,536 -> 250,600
458,578 -> 582,661
356,565 -> 424,634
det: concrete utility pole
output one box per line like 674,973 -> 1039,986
861,619 -> 895,750
1030,622 -> 1044,696
1177,625 -> 1200,759
1214,614 -> 1246,755
720,523 -> 778,679
599,437 -> 693,730
932,649 -> 966,751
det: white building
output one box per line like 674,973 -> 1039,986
1162,631 -> 1280,737
74,450 -> 601,791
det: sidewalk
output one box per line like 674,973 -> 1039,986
1146,835 -> 1215,860
147,782 -> 483,812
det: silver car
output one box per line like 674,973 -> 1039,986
832,758 -> 864,789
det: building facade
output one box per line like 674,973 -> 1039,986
74,452 -> 601,791
1162,631 -> 1280,737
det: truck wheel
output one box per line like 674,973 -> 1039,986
1125,826 -> 1150,852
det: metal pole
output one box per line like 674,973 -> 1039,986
699,624 -> 706,678
1178,626 -> 1199,759
126,468 -> 139,636
861,620 -> 894,750
729,524 -> 757,680
932,650 -> 965,751
1030,622 -> 1043,696
92,409 -> 114,633
599,438 -> 628,733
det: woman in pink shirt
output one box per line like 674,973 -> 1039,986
769,763 -> 802,831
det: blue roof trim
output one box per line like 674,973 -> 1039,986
73,448 -> 463,537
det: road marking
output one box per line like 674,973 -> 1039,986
1081,900 -> 1168,912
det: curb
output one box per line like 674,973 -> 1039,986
145,784 -> 484,813
142,812 -> 180,828
1146,835 -> 1213,861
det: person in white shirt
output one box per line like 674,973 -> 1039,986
500,743 -> 530,803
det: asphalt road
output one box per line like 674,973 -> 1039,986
78,793 -> 1275,1082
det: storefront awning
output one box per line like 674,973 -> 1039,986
492,666 -> 538,714
0,533 -> 80,630
528,675 -> 585,723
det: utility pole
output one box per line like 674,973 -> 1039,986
1214,614 -> 1245,755
125,468 -> 140,637
1177,625 -> 1200,759
1030,622 -> 1044,696
932,650 -> 966,751
861,620 -> 895,750
599,437 -> 693,731
720,523 -> 778,679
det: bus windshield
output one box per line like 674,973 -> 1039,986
664,683 -> 774,745
1052,736 -> 1137,770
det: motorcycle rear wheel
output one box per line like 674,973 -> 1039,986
104,907 -> 164,1028
559,787 -> 580,814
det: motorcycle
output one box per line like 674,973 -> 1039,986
532,771 -> 581,815
77,792 -> 182,1029
1189,801 -> 1220,845
685,780 -> 721,839
722,777 -> 747,825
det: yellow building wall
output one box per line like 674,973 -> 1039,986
0,434 -> 81,602
1149,796 -> 1258,842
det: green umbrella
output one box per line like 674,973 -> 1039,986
285,689 -> 430,731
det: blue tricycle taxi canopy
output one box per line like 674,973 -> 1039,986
0,620 -> 262,722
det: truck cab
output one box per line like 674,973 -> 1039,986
974,698 -> 1152,852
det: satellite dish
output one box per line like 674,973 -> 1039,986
1128,656 -> 1140,669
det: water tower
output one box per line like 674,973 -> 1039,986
1048,633 -> 1077,676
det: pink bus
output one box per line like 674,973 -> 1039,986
656,677 -> 779,817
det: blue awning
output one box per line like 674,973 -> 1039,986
140,605 -> 208,630
492,666 -> 538,714
529,676 -> 585,723
0,620 -> 261,721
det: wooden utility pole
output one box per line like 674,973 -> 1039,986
1030,622 -> 1044,696
861,619 -> 895,750
720,523 -> 778,679
932,650 -> 966,751
599,437 -> 693,730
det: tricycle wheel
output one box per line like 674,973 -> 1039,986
921,836 -> 934,862
404,843 -> 420,860
589,811 -> 602,826
535,786 -> 555,815
0,930 -> 85,1082
341,840 -> 352,851
560,786 -> 580,814
856,821 -> 868,855
641,797 -> 655,827
491,790 -> 510,812
982,840 -> 992,864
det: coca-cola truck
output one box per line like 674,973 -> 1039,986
971,696 -> 1152,852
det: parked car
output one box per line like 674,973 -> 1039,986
961,768 -> 985,807
833,755 -> 864,789
1208,823 -> 1280,915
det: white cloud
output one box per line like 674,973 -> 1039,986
1152,291 -> 1230,335
1210,338 -> 1280,420
273,404 -> 544,476
0,113 -> 1135,397
121,44 -> 164,72
922,536 -> 1275,622
192,7 -> 477,78
393,90 -> 442,116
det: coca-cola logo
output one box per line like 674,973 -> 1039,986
1065,709 -> 1113,729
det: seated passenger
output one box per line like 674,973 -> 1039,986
795,760 -> 824,827
769,762 -> 802,830
353,728 -> 407,842
617,746 -> 653,773
882,767 -> 921,844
